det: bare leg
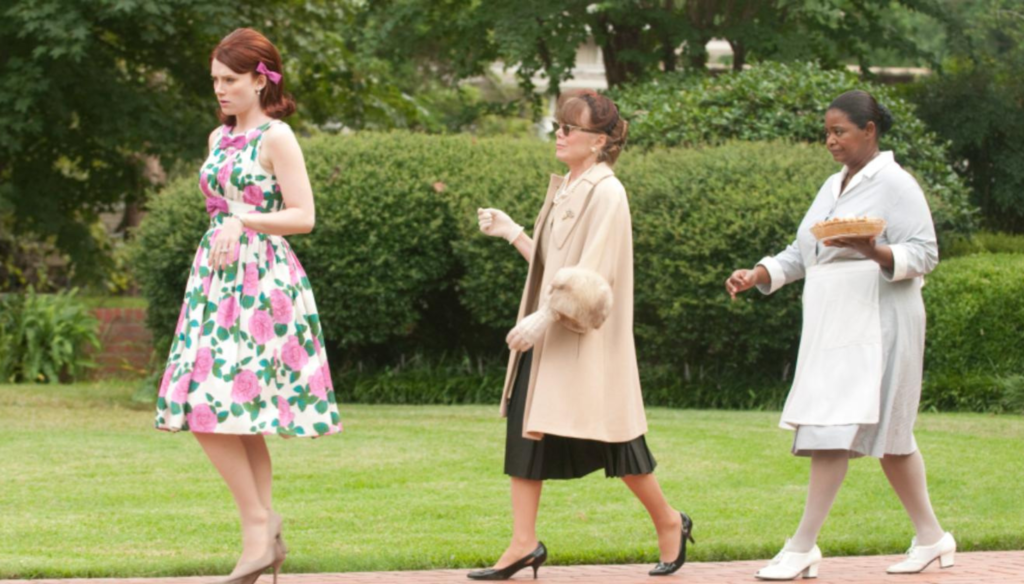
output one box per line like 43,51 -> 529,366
240,435 -> 273,511
622,473 -> 684,562
492,477 -> 543,569
788,451 -> 849,553
880,450 -> 944,545
194,433 -> 271,574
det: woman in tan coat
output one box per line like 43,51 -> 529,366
469,90 -> 694,581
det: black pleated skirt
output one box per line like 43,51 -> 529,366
504,350 -> 657,480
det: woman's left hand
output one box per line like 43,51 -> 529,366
208,217 -> 244,271
824,236 -> 877,257
506,306 -> 555,352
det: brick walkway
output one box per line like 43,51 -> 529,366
3,551 -> 1021,584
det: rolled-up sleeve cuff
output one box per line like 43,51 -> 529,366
756,256 -> 786,295
882,244 -> 909,282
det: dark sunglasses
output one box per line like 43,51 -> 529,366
552,121 -> 605,136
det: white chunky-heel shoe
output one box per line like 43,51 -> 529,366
755,541 -> 822,580
887,532 -> 956,574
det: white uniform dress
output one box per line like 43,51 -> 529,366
756,151 -> 939,458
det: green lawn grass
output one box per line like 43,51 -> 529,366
1,381 -> 1021,578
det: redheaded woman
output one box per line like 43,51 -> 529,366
154,28 -> 341,584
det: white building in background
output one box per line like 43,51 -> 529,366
488,38 -> 737,93
488,37 -> 926,94
480,37 -> 927,137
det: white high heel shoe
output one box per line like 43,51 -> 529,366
755,541 -> 822,580
887,532 -> 956,574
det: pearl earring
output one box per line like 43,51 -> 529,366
590,147 -> 597,153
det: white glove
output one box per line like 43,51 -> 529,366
506,306 -> 555,352
478,207 -> 524,244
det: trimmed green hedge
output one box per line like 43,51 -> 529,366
921,254 -> 1024,413
134,132 -> 1015,410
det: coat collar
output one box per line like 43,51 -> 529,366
549,162 -> 615,189
832,150 -> 895,200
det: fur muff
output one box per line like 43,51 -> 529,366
548,267 -> 613,333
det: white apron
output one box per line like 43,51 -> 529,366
779,260 -> 884,430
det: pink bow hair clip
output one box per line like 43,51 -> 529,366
257,62 -> 282,85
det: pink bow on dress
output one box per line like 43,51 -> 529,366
257,62 -> 282,85
219,133 -> 249,151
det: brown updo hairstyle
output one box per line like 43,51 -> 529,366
556,89 -> 629,165
211,28 -> 296,126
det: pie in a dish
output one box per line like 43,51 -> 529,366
810,216 -> 886,241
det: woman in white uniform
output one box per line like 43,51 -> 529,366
725,90 -> 955,581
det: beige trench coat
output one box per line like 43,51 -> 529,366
500,162 -> 648,443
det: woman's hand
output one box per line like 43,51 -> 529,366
208,217 -> 244,271
824,236 -> 875,255
824,236 -> 894,271
725,267 -> 766,300
506,306 -> 555,352
478,208 -> 524,243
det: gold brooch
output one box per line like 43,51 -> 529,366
562,209 -> 575,221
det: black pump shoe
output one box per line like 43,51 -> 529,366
468,542 -> 548,580
649,512 -> 695,576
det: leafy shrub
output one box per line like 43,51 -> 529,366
335,352 -> 507,405
921,254 -> 1024,412
135,132 -> 1016,411
129,181 -> 209,354
623,142 -> 827,397
943,231 -> 1024,258
133,133 -> 559,365
907,0 -> 1024,232
0,288 -> 100,383
606,61 -> 976,239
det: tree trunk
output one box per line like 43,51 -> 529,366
687,36 -> 711,69
730,39 -> 746,71
597,15 -> 646,88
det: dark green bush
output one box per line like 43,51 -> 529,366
606,61 -> 976,239
921,254 -> 1024,412
907,0 -> 1024,232
129,179 -> 209,357
335,352 -> 507,405
0,288 -> 100,383
132,133 -> 559,367
135,132 -> 1016,411
623,142 -> 827,398
943,231 -> 1024,258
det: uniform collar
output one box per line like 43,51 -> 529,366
833,150 -> 895,200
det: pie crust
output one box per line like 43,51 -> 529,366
810,216 -> 886,241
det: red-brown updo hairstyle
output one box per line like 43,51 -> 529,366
555,89 -> 629,165
211,28 -> 296,126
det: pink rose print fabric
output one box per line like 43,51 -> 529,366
154,120 -> 341,438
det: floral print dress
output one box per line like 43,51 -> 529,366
154,120 -> 342,437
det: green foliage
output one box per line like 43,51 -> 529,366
909,0 -> 1024,231
0,0 -> 507,289
132,132 -> 559,364
0,0 -> 230,283
361,1 -> 950,92
0,288 -> 100,383
0,211 -> 69,292
135,135 -> 827,405
135,133 -> 1018,411
623,143 -> 827,399
336,353 -> 506,405
943,231 -> 1024,258
606,61 -> 975,240
921,254 -> 1024,412
128,180 -> 209,352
